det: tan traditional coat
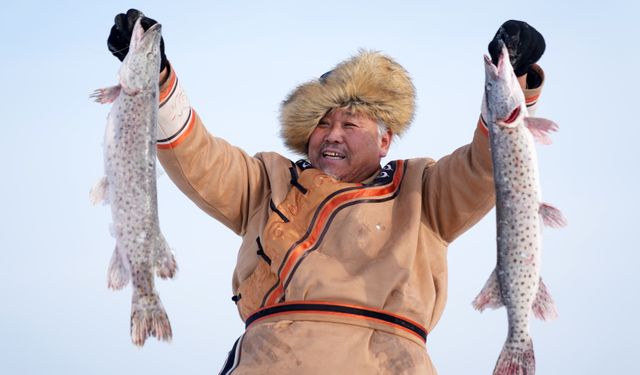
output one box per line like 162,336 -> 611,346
156,65 -> 544,374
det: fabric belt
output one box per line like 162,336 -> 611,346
245,301 -> 427,344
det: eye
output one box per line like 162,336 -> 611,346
343,122 -> 357,128
317,121 -> 329,128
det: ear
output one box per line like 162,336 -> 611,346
379,129 -> 393,157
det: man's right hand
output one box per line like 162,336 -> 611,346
107,9 -> 168,72
488,20 -> 545,78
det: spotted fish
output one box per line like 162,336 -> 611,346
90,18 -> 176,346
472,44 -> 566,374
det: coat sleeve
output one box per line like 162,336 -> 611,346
421,124 -> 495,244
155,65 -> 270,235
422,64 -> 545,244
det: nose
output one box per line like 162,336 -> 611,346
324,124 -> 344,143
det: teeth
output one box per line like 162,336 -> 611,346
323,151 -> 345,159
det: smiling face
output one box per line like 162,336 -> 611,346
307,108 -> 392,182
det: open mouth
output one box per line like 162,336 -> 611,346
322,151 -> 346,160
502,106 -> 521,125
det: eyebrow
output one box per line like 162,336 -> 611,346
321,109 -> 365,122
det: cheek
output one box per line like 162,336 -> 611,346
307,131 -> 322,152
356,134 -> 382,158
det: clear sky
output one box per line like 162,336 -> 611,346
1,0 -> 638,374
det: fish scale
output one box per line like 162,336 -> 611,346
90,18 -> 177,347
473,44 -> 566,375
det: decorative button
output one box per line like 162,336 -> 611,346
314,175 -> 328,187
272,224 -> 284,238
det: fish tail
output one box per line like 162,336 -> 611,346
493,339 -> 535,375
107,246 -> 130,290
130,291 -> 173,347
154,233 -> 178,279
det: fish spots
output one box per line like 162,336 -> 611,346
100,26 -> 173,345
483,56 -> 557,370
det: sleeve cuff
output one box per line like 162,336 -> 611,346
477,116 -> 488,137
156,64 -> 196,148
523,64 -> 545,109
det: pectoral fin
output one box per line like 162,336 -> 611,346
539,202 -> 568,228
90,85 -> 121,104
525,117 -> 558,145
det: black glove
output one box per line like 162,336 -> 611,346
488,20 -> 545,78
107,9 -> 168,71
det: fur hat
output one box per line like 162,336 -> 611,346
280,50 -> 416,155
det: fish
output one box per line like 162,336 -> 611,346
472,43 -> 566,375
90,18 -> 177,347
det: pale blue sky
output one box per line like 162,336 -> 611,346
1,0 -> 638,374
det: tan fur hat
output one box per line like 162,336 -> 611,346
280,50 -> 416,155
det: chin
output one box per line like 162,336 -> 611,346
319,167 -> 341,180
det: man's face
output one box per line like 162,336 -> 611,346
307,108 -> 392,183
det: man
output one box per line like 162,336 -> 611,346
107,10 -> 546,374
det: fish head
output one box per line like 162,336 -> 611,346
481,41 -> 526,129
118,18 -> 162,95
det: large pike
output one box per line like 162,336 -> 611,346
472,44 -> 566,374
90,18 -> 177,346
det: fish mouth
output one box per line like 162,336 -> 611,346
497,106 -> 522,127
484,54 -> 496,69
144,22 -> 162,34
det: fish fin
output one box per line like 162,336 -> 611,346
493,337 -> 535,375
130,290 -> 173,346
155,233 -> 178,279
90,85 -> 121,104
89,177 -> 109,206
525,117 -> 558,145
107,246 -> 130,290
532,277 -> 559,321
472,269 -> 504,311
539,202 -> 568,228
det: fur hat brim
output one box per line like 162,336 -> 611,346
280,50 -> 416,155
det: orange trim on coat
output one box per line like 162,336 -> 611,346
159,71 -> 178,105
157,108 -> 196,150
478,118 -> 489,137
525,93 -> 540,105
264,161 -> 405,306
248,300 -> 427,343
